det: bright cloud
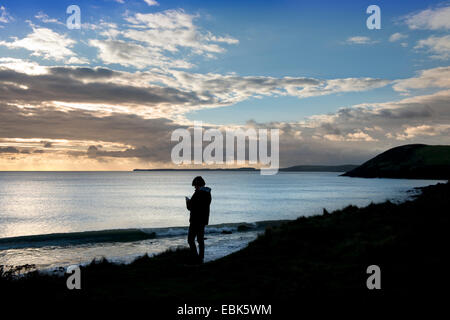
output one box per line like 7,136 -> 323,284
0,57 -> 48,75
89,9 -> 238,69
393,66 -> 450,92
405,5 -> 450,30
0,27 -> 83,63
389,32 -> 408,42
415,35 -> 450,60
143,0 -> 159,6
88,39 -> 193,69
399,124 -> 450,139
324,131 -> 377,142
122,9 -> 238,54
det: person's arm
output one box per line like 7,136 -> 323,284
187,191 -> 198,211
185,197 -> 191,210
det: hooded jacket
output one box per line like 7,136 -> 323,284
186,186 -> 212,226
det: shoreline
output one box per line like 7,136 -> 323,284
0,180 -> 442,272
0,220 -> 288,273
0,219 -> 289,248
2,181 -> 449,303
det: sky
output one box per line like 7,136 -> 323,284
0,0 -> 449,170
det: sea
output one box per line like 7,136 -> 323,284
0,171 -> 444,272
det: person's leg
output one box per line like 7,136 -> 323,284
197,225 -> 205,262
187,224 -> 198,258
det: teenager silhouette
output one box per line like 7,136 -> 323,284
186,176 -> 211,263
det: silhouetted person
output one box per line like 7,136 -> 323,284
186,176 -> 211,263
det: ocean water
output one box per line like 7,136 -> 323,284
0,171 -> 444,271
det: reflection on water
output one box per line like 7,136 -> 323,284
0,171 -> 443,238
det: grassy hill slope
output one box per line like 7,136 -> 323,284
343,144 -> 450,179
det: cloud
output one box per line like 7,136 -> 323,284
0,61 -> 391,118
203,32 -> 239,45
404,5 -> 450,30
0,52 -> 447,168
125,9 -> 196,30
35,12 -> 64,25
0,26 -> 85,63
153,70 -> 390,106
87,145 -> 99,158
0,68 -> 211,118
0,6 -> 13,23
311,90 -> 450,137
273,89 -> 450,164
393,66 -> 450,92
322,131 -> 377,142
0,146 -> 20,153
396,124 -> 450,140
389,32 -> 408,42
143,0 -> 159,6
415,35 -> 450,60
124,10 -> 238,54
295,78 -> 389,98
66,56 -> 90,65
345,36 -> 376,45
0,102 -> 182,163
257,85 -> 450,152
87,9 -> 238,69
0,100 -> 379,167
88,39 -> 193,69
322,129 -> 378,142
1,88 -> 449,168
5,86 -> 448,166
0,57 -> 48,75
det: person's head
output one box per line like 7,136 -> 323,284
192,176 -> 206,190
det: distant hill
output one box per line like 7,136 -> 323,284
280,165 -> 358,172
343,144 -> 450,179
134,165 -> 358,173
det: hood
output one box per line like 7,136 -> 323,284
199,186 -> 211,192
